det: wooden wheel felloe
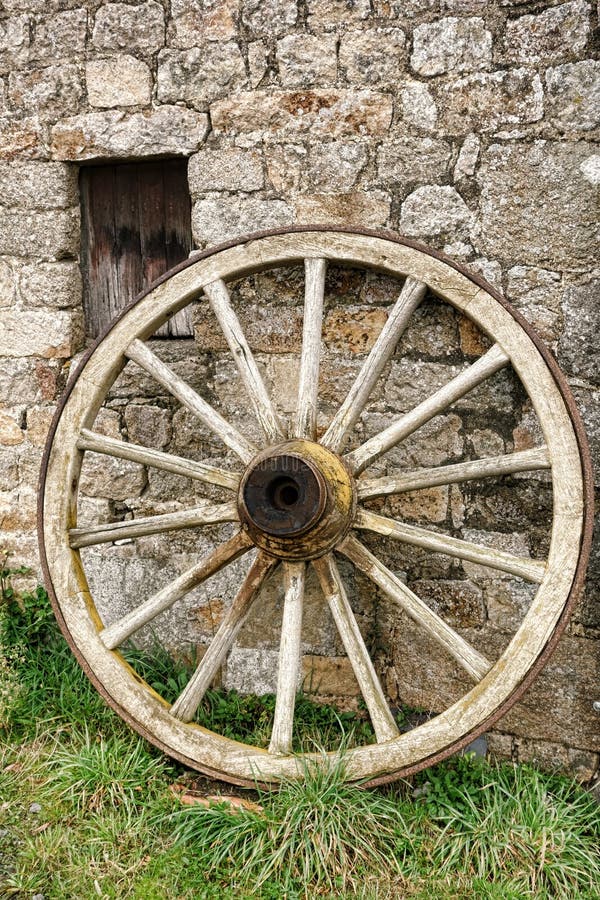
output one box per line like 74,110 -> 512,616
39,227 -> 593,787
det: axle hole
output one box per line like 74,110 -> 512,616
269,476 -> 300,510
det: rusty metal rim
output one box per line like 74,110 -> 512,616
37,225 -> 594,788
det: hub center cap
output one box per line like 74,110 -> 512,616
241,453 -> 327,537
238,440 -> 356,560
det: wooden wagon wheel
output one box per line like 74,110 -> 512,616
39,227 -> 593,787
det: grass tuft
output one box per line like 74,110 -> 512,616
425,760 -> 600,898
43,728 -> 170,813
164,752 -> 414,896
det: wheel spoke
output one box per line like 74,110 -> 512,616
69,501 -> 238,549
355,508 -> 546,583
268,562 -> 305,754
358,447 -> 550,500
345,343 -> 510,474
125,339 -> 257,463
339,535 -> 492,682
170,552 -> 278,722
205,278 -> 285,444
321,277 -> 426,453
100,531 -> 252,650
312,555 -> 399,743
77,429 -> 240,491
295,258 -> 326,440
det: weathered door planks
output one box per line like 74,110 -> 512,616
80,159 -> 193,338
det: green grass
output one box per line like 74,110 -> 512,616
162,754 -> 413,895
1,566 -> 599,899
42,728 -> 170,813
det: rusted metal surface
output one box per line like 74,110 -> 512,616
241,452 -> 327,537
237,440 -> 356,561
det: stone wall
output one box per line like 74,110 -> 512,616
0,0 -> 598,779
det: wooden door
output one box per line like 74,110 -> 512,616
80,159 -> 193,338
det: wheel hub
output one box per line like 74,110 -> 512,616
238,440 -> 356,560
241,453 -> 327,537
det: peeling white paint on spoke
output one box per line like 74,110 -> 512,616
339,535 -> 492,682
357,447 -> 550,499
77,429 -> 241,490
345,343 -> 510,474
125,338 -> 257,463
100,531 -> 252,650
313,554 -> 399,743
322,277 -> 426,453
355,508 -> 546,583
295,258 -> 326,440
205,278 -> 285,445
170,553 -> 278,723
69,501 -> 239,549
269,562 -> 305,755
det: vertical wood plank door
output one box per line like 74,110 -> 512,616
80,159 -> 193,338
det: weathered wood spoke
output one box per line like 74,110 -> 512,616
268,562 -> 305,755
100,531 -> 252,650
170,552 -> 278,723
346,343 -> 510,474
125,338 -> 257,463
355,509 -> 546,583
69,501 -> 238,549
313,555 -> 399,743
295,258 -> 326,440
358,447 -> 551,500
322,277 -> 427,453
77,429 -> 240,491
339,536 -> 492,682
205,278 -> 285,445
